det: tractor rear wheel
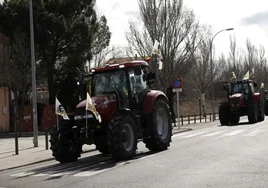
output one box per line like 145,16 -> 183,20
265,99 -> 268,116
143,98 -> 172,151
107,115 -> 137,161
248,103 -> 258,123
219,103 -> 230,125
49,121 -> 82,163
258,100 -> 265,122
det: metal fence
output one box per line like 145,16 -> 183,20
173,113 -> 219,127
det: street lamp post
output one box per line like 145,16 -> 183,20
29,0 -> 38,147
210,28 -> 234,121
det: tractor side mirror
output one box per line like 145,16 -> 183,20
254,83 -> 257,87
147,72 -> 155,85
142,74 -> 148,81
147,72 -> 155,80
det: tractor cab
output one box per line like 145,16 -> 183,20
87,61 -> 155,113
230,80 -> 256,96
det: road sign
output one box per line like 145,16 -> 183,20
172,78 -> 182,89
171,78 -> 182,130
172,88 -> 182,93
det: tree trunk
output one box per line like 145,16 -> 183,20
201,93 -> 206,117
47,62 -> 55,104
18,91 -> 25,135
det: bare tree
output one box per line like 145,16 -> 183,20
91,46 -> 124,68
126,0 -> 199,91
243,38 -> 258,73
189,25 -> 228,115
256,45 -> 268,86
9,31 -> 31,133
250,44 -> 267,87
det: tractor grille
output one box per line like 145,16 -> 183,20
231,98 -> 240,107
74,107 -> 96,121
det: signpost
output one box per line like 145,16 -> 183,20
172,78 -> 182,129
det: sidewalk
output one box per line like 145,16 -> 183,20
0,121 -> 216,171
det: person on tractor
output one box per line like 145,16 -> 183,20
118,72 -> 128,97
110,72 -> 129,107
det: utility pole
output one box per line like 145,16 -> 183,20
210,28 -> 234,121
29,0 -> 38,147
164,0 -> 167,73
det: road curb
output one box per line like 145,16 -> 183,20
0,149 -> 97,172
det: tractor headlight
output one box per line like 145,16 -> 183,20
74,114 -> 94,120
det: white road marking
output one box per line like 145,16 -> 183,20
181,131 -> 206,138
202,131 -> 225,137
244,130 -> 265,136
222,129 -> 245,136
50,172 -> 72,177
73,162 -> 125,177
32,173 -> 48,177
172,131 -> 194,138
10,172 -> 35,177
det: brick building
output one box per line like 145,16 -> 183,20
0,32 -> 10,132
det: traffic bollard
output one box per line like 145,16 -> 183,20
45,129 -> 48,150
194,114 -> 196,124
188,115 -> 190,125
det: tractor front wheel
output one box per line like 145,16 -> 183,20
108,115 -> 137,161
143,98 -> 172,151
49,121 -> 82,163
248,103 -> 258,123
219,103 -> 230,125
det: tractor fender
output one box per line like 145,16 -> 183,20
253,93 -> 261,103
143,90 -> 168,113
115,108 -> 143,138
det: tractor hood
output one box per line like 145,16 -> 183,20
76,94 -> 118,123
76,94 -> 117,109
229,93 -> 243,98
229,93 -> 244,108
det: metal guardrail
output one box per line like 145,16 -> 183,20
174,113 -> 219,127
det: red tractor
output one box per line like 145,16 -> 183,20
50,60 -> 172,163
219,79 -> 265,125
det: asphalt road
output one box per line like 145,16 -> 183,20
1,117 -> 268,188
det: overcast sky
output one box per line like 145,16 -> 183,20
1,0 -> 268,57
96,0 -> 268,57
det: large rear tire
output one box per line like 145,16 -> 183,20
143,98 -> 172,151
258,100 -> 265,122
265,99 -> 268,116
248,103 -> 258,123
219,103 -> 230,125
49,121 -> 82,163
107,115 -> 137,161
